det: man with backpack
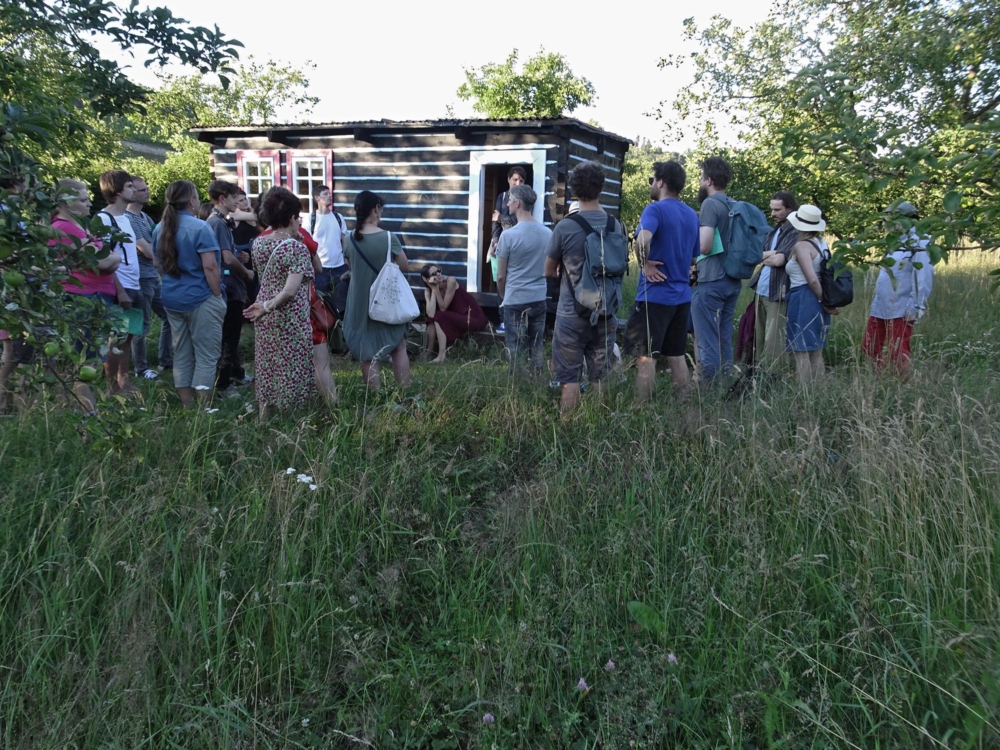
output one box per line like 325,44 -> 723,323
310,184 -> 348,295
545,160 -> 628,415
693,156 -> 768,382
624,161 -> 700,402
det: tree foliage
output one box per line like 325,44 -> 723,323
457,48 -> 596,119
659,0 -> 1000,269
1,0 -> 241,442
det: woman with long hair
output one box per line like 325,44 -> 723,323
342,190 -> 410,389
153,180 -> 226,407
243,187 -> 318,417
420,264 -> 487,363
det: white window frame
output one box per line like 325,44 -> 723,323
241,156 -> 277,198
466,149 -> 547,293
290,156 -> 327,212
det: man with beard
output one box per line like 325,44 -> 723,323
623,161 -> 700,401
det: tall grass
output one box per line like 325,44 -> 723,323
1,253 -> 998,747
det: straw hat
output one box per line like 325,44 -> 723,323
787,204 -> 826,232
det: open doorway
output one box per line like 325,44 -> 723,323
478,163 -> 533,295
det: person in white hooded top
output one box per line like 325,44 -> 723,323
863,201 -> 934,372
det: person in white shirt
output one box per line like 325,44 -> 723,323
97,169 -> 140,394
308,184 -> 348,295
863,202 -> 934,373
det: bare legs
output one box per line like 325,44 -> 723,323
635,354 -> 690,403
0,339 -> 16,414
362,338 -> 411,390
313,343 -> 337,404
429,322 -> 447,363
104,335 -> 136,394
559,383 -> 581,415
792,350 -> 825,385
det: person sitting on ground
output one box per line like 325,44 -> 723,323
545,160 -> 626,414
342,190 -> 411,388
243,187 -> 318,416
863,201 -> 934,373
153,180 -> 225,407
623,160 -> 700,402
784,204 -> 836,384
97,169 -> 141,395
421,264 -> 488,364
496,183 -> 551,373
51,179 -> 121,414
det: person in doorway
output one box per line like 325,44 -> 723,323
309,184 -> 348,295
496,184 -> 550,373
343,190 -> 411,389
784,205 -> 834,384
750,190 -> 799,374
691,156 -> 742,383
545,160 -> 625,415
153,180 -> 225,407
207,179 -> 255,394
487,166 -> 527,333
124,175 -> 168,379
97,169 -> 140,395
863,201 -> 934,373
623,160 -> 700,402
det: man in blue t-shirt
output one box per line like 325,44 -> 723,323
623,161 -> 700,401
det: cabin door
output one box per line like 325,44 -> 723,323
466,149 -> 548,297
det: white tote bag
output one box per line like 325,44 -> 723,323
368,231 -> 419,325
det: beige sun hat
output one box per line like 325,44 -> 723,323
787,204 -> 826,232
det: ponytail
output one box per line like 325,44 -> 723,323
353,190 -> 383,242
159,180 -> 199,277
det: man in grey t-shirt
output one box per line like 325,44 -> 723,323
545,160 -> 625,414
496,184 -> 551,372
692,155 -> 742,381
125,176 -> 170,377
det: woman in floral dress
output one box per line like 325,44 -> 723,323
244,188 -> 315,417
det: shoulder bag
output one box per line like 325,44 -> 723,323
350,231 -> 419,325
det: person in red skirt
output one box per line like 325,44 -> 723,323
420,265 -> 488,363
863,202 -> 934,373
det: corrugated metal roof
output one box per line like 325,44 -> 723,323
190,117 -> 633,145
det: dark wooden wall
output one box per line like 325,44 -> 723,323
206,126 -> 629,298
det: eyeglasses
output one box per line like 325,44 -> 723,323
430,270 -> 442,276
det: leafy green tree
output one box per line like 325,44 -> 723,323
659,0 -> 1000,271
1,0 -> 240,438
457,48 -> 596,118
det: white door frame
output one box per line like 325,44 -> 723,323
466,149 -> 547,293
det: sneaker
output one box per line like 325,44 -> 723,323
236,373 -> 255,385
496,323 -> 505,334
140,369 -> 159,380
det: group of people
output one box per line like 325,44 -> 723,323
1,155 -> 934,418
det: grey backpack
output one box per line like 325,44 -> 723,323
565,213 -> 629,325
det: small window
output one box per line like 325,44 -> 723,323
292,158 -> 326,214
244,159 -> 275,197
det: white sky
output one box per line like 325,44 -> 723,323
108,0 -> 772,149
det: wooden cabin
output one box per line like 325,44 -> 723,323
191,118 -> 632,306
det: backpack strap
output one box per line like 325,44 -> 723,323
566,213 -> 597,235
805,238 -> 828,259
335,213 -> 344,231
99,210 -> 127,264
349,234 -> 381,276
310,212 -> 317,235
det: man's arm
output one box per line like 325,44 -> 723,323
636,228 -> 666,283
699,226 -> 715,256
135,237 -> 154,260
544,257 -> 560,279
223,249 -> 254,280
497,256 -> 508,301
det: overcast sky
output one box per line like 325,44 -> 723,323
108,0 -> 772,149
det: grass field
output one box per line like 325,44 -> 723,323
2,253 -> 999,748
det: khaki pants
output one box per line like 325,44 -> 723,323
754,295 -> 788,372
167,294 -> 225,390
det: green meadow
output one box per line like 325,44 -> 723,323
2,253 -> 999,748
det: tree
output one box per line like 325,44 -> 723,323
457,48 -> 596,119
658,0 -> 1000,271
1,0 -> 241,440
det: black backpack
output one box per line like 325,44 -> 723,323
809,239 -> 853,308
310,211 -> 344,236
